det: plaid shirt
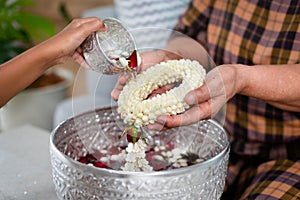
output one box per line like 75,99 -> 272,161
175,0 -> 300,160
175,1 -> 300,198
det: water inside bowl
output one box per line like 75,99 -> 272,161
52,107 -> 228,172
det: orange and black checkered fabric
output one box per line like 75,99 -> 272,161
175,0 -> 300,199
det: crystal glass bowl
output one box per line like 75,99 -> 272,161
49,106 -> 229,200
81,18 -> 136,74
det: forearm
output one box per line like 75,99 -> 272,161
235,63 -> 300,111
0,41 -> 57,107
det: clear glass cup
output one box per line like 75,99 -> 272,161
81,18 -> 137,74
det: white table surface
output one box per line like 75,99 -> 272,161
0,125 -> 57,200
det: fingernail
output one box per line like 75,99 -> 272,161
156,115 -> 168,123
185,94 -> 195,105
147,124 -> 155,130
147,123 -> 164,131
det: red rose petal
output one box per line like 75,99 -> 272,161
127,50 -> 138,70
78,153 -> 98,164
78,156 -> 88,164
165,142 -> 175,150
93,161 -> 110,169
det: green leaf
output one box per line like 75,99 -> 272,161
131,126 -> 138,143
0,40 -> 28,63
16,11 -> 56,41
0,0 -> 56,63
0,0 -> 55,41
59,2 -> 72,23
4,0 -> 33,9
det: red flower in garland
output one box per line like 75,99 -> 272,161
121,125 -> 147,144
122,125 -> 140,144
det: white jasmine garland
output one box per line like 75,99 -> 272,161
122,140 -> 153,171
118,59 -> 206,128
119,59 -> 206,172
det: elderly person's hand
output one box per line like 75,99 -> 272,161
146,64 -> 238,130
147,62 -> 300,130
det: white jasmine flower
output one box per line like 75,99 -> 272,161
119,57 -> 129,68
122,140 -> 153,172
